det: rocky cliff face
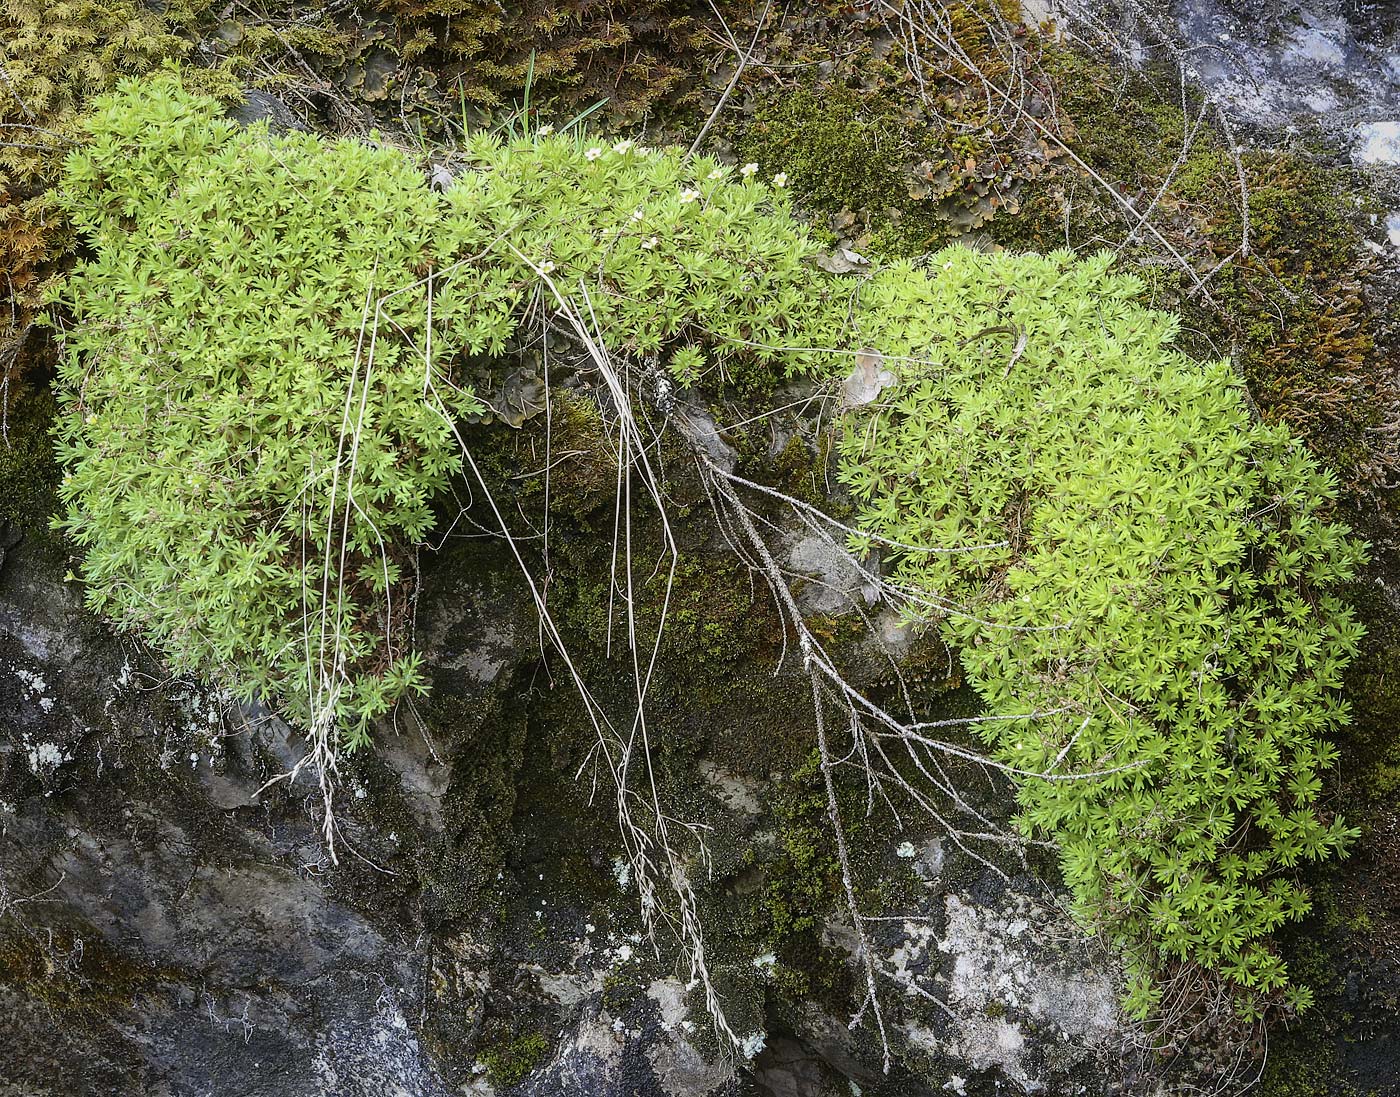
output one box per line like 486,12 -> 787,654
6,3 -> 1400,1096
0,483 -> 1145,1096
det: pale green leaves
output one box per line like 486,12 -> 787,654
840,243 -> 1367,1018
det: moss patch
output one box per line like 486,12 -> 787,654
0,369 -> 62,555
480,1030 -> 551,1088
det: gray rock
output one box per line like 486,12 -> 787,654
785,532 -> 881,615
229,89 -> 308,133
0,467 -> 1144,1097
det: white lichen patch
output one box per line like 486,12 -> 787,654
104,658 -> 134,715
13,667 -> 55,713
533,963 -> 604,1009
173,682 -> 231,745
750,952 -> 778,976
23,736 -> 72,776
896,890 -> 1123,1093
696,760 -> 763,815
1355,120 -> 1400,164
646,977 -> 689,1032
914,838 -> 946,880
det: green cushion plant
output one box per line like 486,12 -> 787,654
51,74 -> 1365,1023
50,80 -> 479,740
50,73 -> 834,740
839,248 -> 1367,1019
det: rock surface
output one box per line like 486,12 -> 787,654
0,509 -> 1147,1096
9,3 -> 1400,1094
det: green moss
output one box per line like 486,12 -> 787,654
0,922 -> 171,1021
601,968 -> 644,1014
736,80 -> 1028,258
0,381 -> 62,552
0,1 -> 237,409
740,85 -> 905,226
480,1030 -> 550,1088
1335,579 -> 1400,804
1256,1043 -> 1351,1097
763,752 -> 842,941
416,681 -> 525,926
752,747 -> 922,1013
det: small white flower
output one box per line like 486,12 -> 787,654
585,146 -> 603,161
740,162 -> 759,176
642,236 -> 659,250
638,145 -> 656,155
85,413 -> 97,425
707,167 -> 725,180
631,208 -> 645,221
612,138 -> 635,154
537,123 -> 555,136
678,188 -> 700,204
538,259 -> 556,274
772,171 -> 788,187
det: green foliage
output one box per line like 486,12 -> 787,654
0,0 -> 216,186
51,75 -> 841,745
0,0 -> 229,416
840,246 -> 1367,1017
53,78 -> 1366,1019
51,76 -> 479,741
431,128 -> 841,376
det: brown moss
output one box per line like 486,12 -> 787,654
0,922 -> 172,1023
734,9 -> 1059,258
